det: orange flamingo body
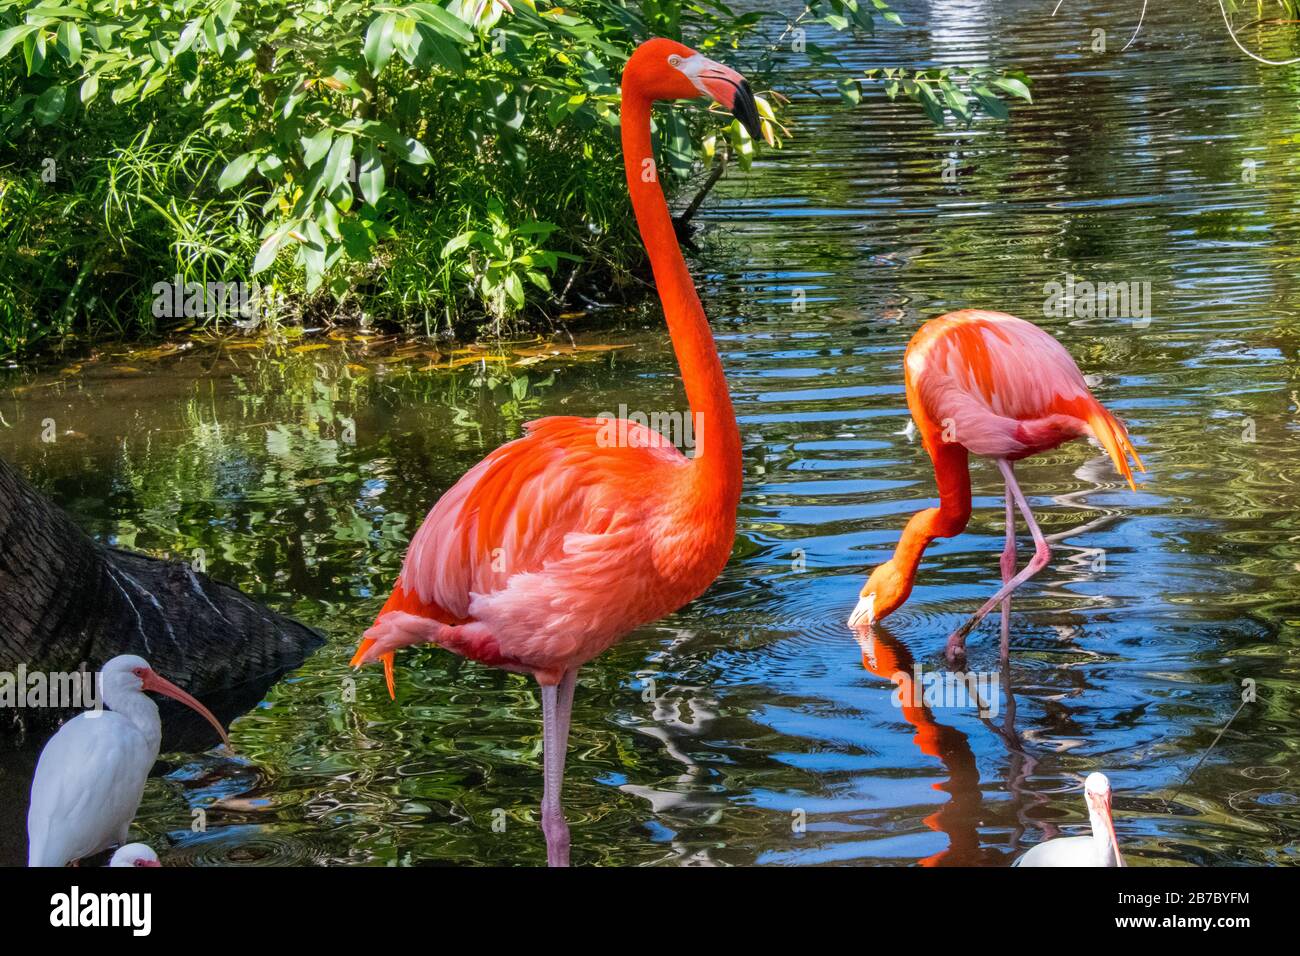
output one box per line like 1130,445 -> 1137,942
352,38 -> 763,865
848,310 -> 1145,661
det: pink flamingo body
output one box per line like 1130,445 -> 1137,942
353,38 -> 763,865
357,416 -> 736,685
849,310 -> 1145,660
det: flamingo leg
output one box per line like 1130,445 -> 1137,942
999,487 -> 1016,663
945,459 -> 1050,663
539,668 -> 577,867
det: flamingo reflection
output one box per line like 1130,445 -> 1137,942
854,622 -> 985,865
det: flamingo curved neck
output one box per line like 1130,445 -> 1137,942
620,91 -> 742,507
886,442 -> 972,587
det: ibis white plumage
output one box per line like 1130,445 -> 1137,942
26,655 -> 229,867
109,843 -> 161,867
1014,772 -> 1125,867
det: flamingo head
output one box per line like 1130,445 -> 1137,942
110,843 -> 162,867
101,654 -> 231,748
623,38 -> 762,140
848,560 -> 913,628
1084,772 -> 1124,866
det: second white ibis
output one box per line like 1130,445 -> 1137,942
109,843 -> 161,867
1014,772 -> 1125,867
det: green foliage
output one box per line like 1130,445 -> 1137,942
441,198 -> 576,330
859,66 -> 1033,124
797,1 -> 1032,122
0,0 -> 1031,358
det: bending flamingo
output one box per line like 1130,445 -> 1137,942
352,38 -> 762,866
1013,772 -> 1124,867
847,310 -> 1144,661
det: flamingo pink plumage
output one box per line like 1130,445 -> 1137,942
351,38 -> 763,866
847,310 -> 1145,661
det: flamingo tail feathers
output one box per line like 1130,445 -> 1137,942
350,638 -> 397,700
1086,404 -> 1146,491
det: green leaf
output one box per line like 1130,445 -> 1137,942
323,134 -> 354,193
504,272 -> 524,309
257,153 -> 284,178
55,21 -> 81,64
363,13 -> 398,76
411,21 -> 463,72
838,77 -> 862,106
300,219 -> 327,278
357,145 -> 385,206
174,19 -> 202,56
79,73 -> 97,104
0,25 -> 38,59
24,30 -> 46,76
377,126 -> 432,165
34,84 -> 65,125
406,3 -> 475,43
302,128 -> 333,167
442,231 -> 479,255
218,151 -> 259,191
972,86 -> 1009,119
991,76 -> 1032,102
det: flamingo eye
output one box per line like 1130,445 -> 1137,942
667,55 -> 682,68
134,859 -> 145,867
132,667 -> 147,678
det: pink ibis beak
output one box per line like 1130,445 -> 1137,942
1087,788 -> 1125,867
141,670 -> 231,749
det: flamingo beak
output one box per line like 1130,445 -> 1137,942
1088,790 -> 1125,867
691,58 -> 763,141
141,670 -> 232,749
847,593 -> 875,629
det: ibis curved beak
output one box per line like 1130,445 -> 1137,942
141,670 -> 231,749
1088,790 -> 1125,867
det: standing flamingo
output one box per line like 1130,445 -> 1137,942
27,654 -> 230,867
352,38 -> 762,866
1013,772 -> 1124,867
847,310 -> 1144,662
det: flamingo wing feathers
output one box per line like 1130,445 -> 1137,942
906,310 -> 1144,486
352,416 -> 693,691
402,416 -> 687,619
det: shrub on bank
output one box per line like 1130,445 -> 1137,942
0,0 -> 1028,358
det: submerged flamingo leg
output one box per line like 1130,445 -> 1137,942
540,668 -> 577,867
945,459 -> 1050,663
999,489 -> 1016,663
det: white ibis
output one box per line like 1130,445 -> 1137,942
27,654 -> 230,867
1014,772 -> 1125,867
109,843 -> 161,867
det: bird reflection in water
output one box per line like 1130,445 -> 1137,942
853,622 -> 983,865
852,620 -> 1069,866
